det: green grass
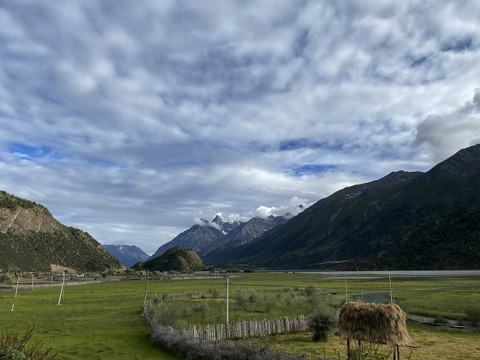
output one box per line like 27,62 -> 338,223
147,286 -> 318,329
1,272 -> 480,359
242,324 -> 480,360
0,281 -> 175,360
395,285 -> 480,320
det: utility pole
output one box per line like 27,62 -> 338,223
57,272 -> 65,305
389,274 -> 395,304
143,271 -> 149,309
14,275 -> 20,298
226,277 -> 229,324
344,273 -> 348,302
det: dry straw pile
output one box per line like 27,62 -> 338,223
337,301 -> 412,346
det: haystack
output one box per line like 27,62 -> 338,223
337,301 -> 412,346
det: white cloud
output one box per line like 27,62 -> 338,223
1,1 -> 480,252
255,196 -> 309,219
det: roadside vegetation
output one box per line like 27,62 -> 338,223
0,328 -> 56,359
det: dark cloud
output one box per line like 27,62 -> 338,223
414,89 -> 480,162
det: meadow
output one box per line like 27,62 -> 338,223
1,271 -> 479,359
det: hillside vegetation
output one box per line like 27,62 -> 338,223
213,144 -> 480,270
0,191 -> 124,272
139,246 -> 207,272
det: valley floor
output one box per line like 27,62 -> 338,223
0,271 -> 479,359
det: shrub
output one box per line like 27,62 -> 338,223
308,304 -> 338,342
433,316 -> 446,324
150,323 -> 297,360
0,273 -> 12,283
285,295 -> 293,307
305,285 -> 317,297
193,304 -> 209,320
465,303 -> 480,325
150,303 -> 188,329
0,328 -> 56,359
263,294 -> 277,313
235,291 -> 248,311
152,296 -> 162,306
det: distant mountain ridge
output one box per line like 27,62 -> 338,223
0,191 -> 124,272
149,213 -> 293,262
211,144 -> 480,270
104,244 -> 149,268
148,219 -> 227,260
201,215 -> 290,264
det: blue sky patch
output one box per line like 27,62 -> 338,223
280,139 -> 342,152
441,36 -> 474,53
10,143 -> 53,159
290,164 -> 338,176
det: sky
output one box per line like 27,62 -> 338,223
1,1 -> 480,254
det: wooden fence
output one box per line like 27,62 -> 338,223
181,315 -> 308,341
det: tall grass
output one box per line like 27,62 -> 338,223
145,285 -> 341,330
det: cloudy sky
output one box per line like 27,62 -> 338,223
1,1 -> 480,254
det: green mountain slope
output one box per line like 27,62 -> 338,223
0,191 -> 124,272
140,246 -> 207,273
214,144 -> 480,270
366,205 -> 480,269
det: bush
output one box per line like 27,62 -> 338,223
465,303 -> 480,325
151,304 -> 188,329
0,328 -> 56,359
150,323 -> 297,360
193,304 -> 209,320
263,294 -> 277,313
235,291 -> 248,311
305,285 -> 317,297
308,304 -> 338,342
0,273 -> 12,283
433,316 -> 447,324
160,292 -> 170,302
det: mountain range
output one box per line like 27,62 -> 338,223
2,144 -> 479,273
0,191 -> 124,272
103,244 -> 150,268
210,144 -> 480,270
148,213 -> 294,261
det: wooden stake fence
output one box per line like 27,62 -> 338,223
181,315 -> 308,342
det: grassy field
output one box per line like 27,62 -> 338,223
1,272 -> 480,359
242,324 -> 480,360
0,280 -> 175,360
